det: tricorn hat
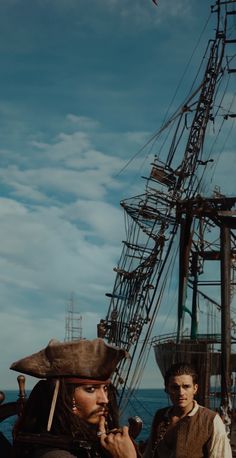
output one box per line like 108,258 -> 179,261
10,338 -> 128,380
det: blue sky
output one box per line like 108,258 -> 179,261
0,0 -> 235,391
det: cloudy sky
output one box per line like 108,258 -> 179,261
0,0 -> 234,391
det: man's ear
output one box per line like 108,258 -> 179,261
194,384 -> 198,395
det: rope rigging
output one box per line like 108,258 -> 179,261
98,0 -> 236,409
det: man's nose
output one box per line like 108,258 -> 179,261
97,389 -> 108,404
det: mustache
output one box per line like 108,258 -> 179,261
89,407 -> 108,417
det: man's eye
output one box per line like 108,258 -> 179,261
84,386 -> 95,393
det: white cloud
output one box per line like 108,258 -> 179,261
0,198 -> 28,216
65,199 -> 125,242
66,114 -> 101,130
0,200 -> 119,297
0,310 -> 66,389
0,130 -> 127,202
0,0 -> 233,396
0,114 -> 128,336
0,307 -> 110,389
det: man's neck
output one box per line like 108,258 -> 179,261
170,401 -> 195,420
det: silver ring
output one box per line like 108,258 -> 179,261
97,431 -> 106,437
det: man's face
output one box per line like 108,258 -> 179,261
166,374 -> 198,411
73,383 -> 109,425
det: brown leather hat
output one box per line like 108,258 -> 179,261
10,338 -> 128,380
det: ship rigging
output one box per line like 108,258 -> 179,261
97,0 -> 236,423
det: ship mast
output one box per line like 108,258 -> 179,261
175,195 -> 236,412
175,0 -> 236,414
98,0 -> 236,409
65,293 -> 83,341
221,224 -> 232,411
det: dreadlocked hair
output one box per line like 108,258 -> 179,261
13,380 -> 53,438
14,379 -> 120,442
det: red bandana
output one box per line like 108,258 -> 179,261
63,377 -> 111,385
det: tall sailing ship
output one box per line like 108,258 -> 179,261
97,0 -> 236,426
0,0 -> 236,451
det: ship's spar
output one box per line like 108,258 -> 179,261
98,0 -> 236,420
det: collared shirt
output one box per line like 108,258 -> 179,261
143,401 -> 232,458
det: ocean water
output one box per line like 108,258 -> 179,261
120,388 -> 168,440
0,389 -> 168,443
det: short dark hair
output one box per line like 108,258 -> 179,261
164,362 -> 198,387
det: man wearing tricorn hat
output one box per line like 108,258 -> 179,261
10,338 -> 138,458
